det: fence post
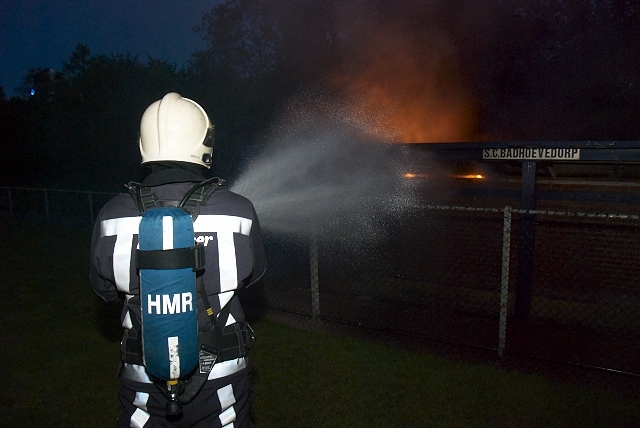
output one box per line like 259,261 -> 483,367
310,235 -> 320,319
498,206 -> 512,358
88,192 -> 95,224
43,189 -> 50,222
515,161 -> 536,323
7,187 -> 13,215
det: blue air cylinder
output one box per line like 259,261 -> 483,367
139,207 -> 199,381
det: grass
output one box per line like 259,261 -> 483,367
1,219 -> 639,427
251,320 -> 639,427
0,220 -> 121,426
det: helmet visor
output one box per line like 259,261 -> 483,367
203,126 -> 215,148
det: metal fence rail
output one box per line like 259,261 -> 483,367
2,186 -> 639,378
0,186 -> 118,226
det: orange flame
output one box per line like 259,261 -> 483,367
452,174 -> 484,179
404,173 -> 483,179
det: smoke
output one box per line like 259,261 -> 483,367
272,0 -> 639,141
229,2 -> 478,238
327,1 -> 479,143
227,0 -> 638,240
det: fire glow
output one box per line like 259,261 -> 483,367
330,15 -> 478,143
404,173 -> 484,180
453,174 -> 484,180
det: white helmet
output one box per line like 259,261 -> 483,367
139,92 -> 214,168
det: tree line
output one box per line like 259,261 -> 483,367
1,0 -> 638,191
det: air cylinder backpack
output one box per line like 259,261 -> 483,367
124,177 -> 252,416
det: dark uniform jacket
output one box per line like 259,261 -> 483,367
90,167 -> 266,384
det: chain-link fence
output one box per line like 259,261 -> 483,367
245,204 -> 640,378
2,186 -> 639,378
507,208 -> 640,375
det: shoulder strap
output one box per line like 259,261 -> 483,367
126,178 -> 225,218
178,177 -> 226,221
126,182 -> 157,213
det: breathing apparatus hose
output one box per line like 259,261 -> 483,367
178,177 -> 225,208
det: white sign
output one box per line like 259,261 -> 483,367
482,148 -> 580,160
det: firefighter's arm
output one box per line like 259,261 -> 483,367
246,206 -> 267,287
89,219 -> 121,302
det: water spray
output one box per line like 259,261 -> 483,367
229,95 -> 437,243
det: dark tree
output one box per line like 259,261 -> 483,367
1,45 -> 192,190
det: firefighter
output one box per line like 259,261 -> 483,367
90,93 -> 266,427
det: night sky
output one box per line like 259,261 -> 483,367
0,0 -> 219,97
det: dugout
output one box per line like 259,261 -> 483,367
409,140 -> 640,323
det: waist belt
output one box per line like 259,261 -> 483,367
121,318 -> 255,408
121,318 -> 255,368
